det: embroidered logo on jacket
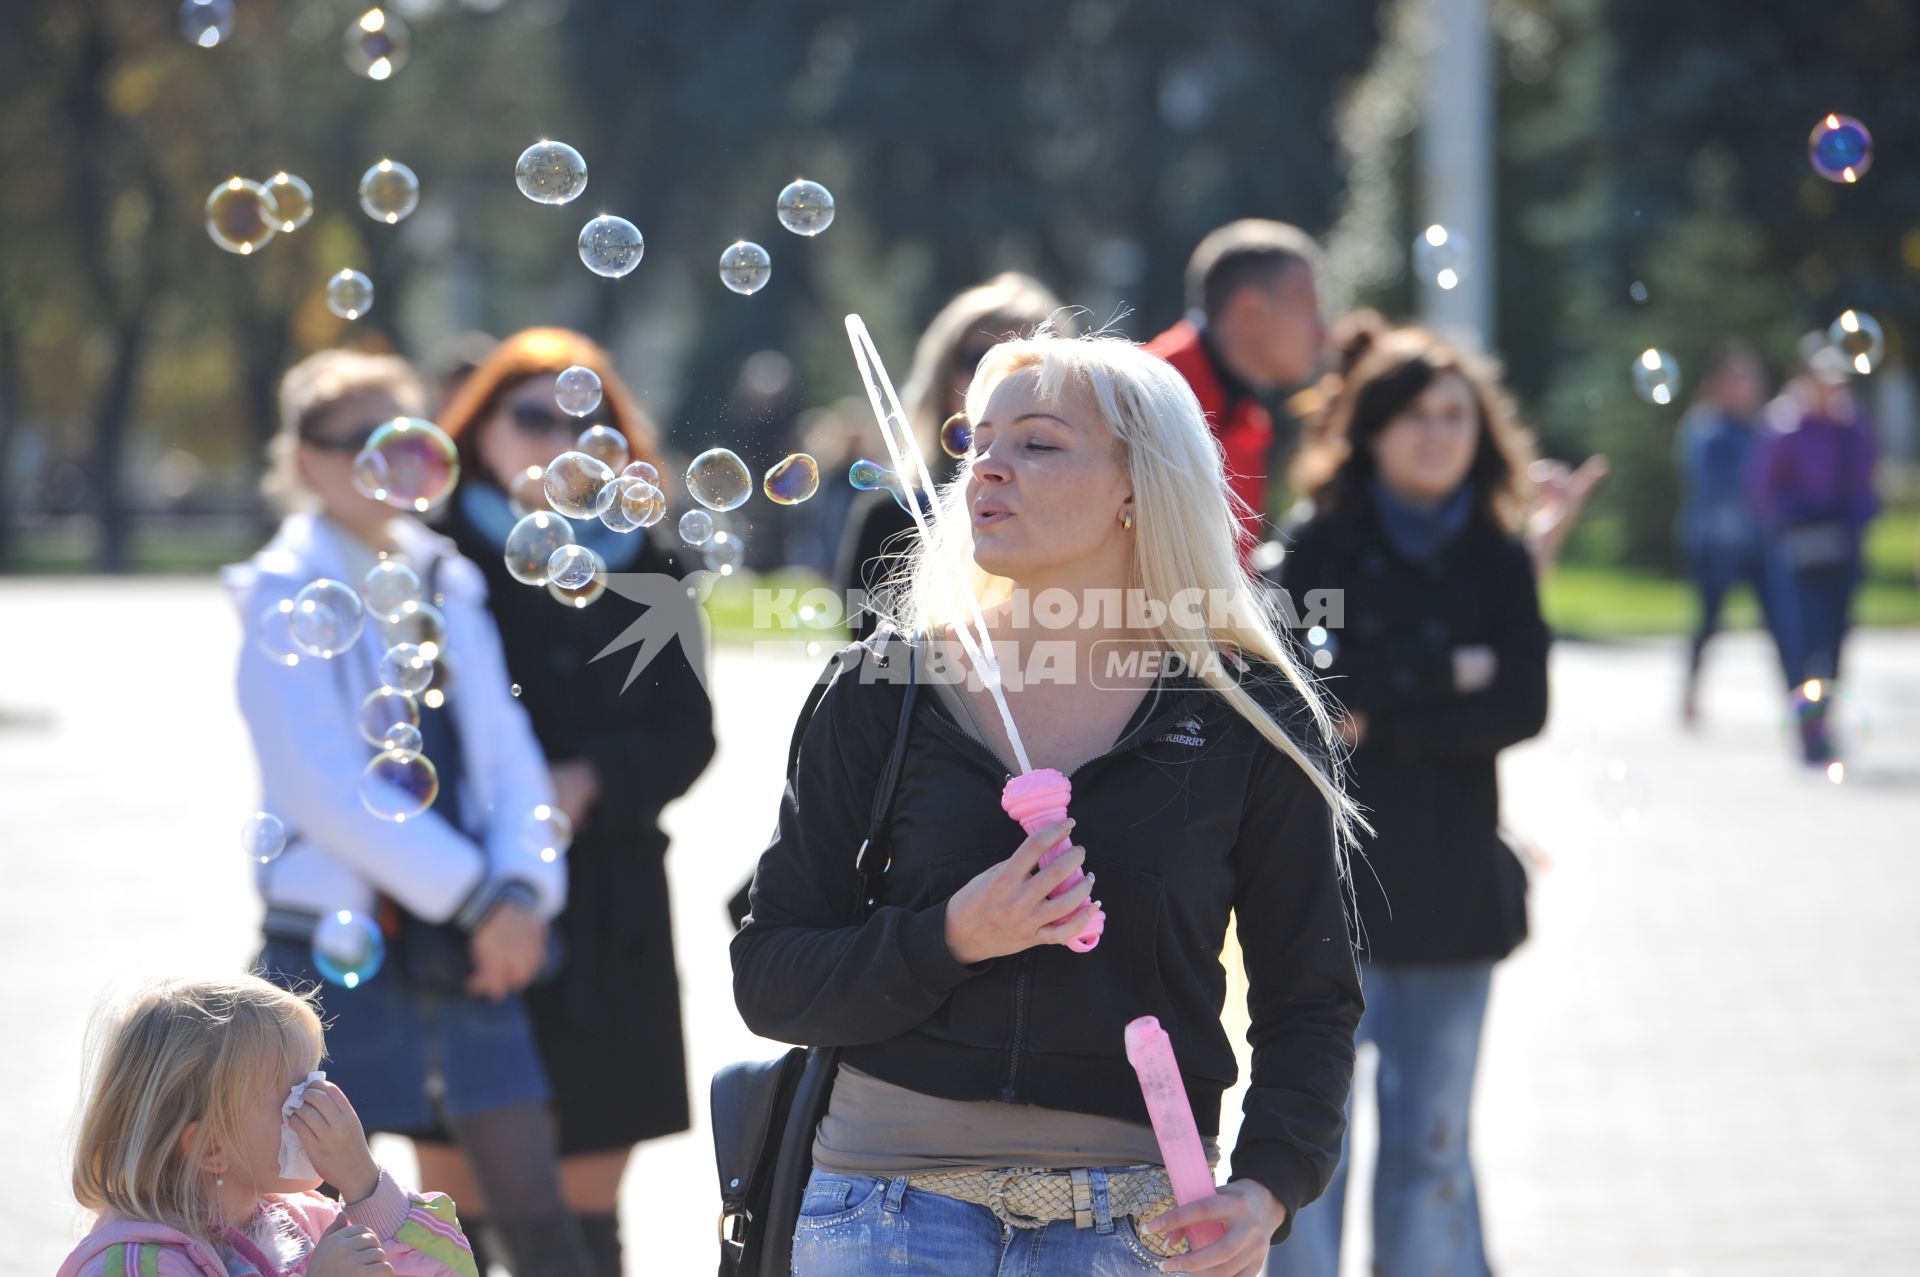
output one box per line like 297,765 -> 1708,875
1158,716 -> 1207,747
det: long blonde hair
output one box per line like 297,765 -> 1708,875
72,976 -> 326,1241
886,332 -> 1363,853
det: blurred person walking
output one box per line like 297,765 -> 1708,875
1747,340 -> 1880,765
437,328 -> 717,1277
227,350 -> 591,1277
834,273 -> 1069,644
1273,326 -> 1549,1277
1148,219 -> 1328,552
1676,339 -> 1778,725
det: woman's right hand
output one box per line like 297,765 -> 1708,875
943,819 -> 1100,966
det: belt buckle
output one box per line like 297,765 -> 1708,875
985,1169 -> 1048,1230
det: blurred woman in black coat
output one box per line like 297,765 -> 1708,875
437,328 -> 716,1277
1269,326 -> 1548,1277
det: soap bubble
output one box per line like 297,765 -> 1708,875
1303,624 -> 1339,671
379,642 -> 433,695
704,528 -> 744,576
381,721 -> 423,753
556,366 -> 603,417
621,479 -> 666,528
1630,349 -> 1681,406
678,509 -> 715,545
312,910 -> 386,989
939,413 -> 972,458
574,424 -> 627,471
1808,114 -> 1872,184
763,453 -> 820,505
547,543 -> 600,590
325,269 -> 375,320
547,556 -> 607,608
362,560 -> 421,622
357,686 -> 420,747
206,178 -> 279,255
516,139 -> 588,204
1412,224 -> 1470,291
291,579 -> 364,658
360,749 -> 438,823
180,0 -> 234,48
519,804 -> 573,863
358,159 -> 419,224
509,464 -> 550,515
776,179 -> 835,236
1829,310 -> 1884,375
621,459 -> 659,486
543,450 -> 615,519
718,241 -> 772,294
264,173 -> 313,231
578,215 -> 644,278
849,458 -> 893,492
686,447 -> 753,511
1595,757 -> 1649,826
351,449 -> 389,499
242,811 -> 286,864
848,458 -> 919,511
255,599 -> 304,668
504,511 -> 576,585
355,417 -> 459,512
344,8 -> 410,80
377,600 -> 446,662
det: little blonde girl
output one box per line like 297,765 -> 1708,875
59,976 -> 477,1277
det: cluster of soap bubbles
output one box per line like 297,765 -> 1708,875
206,176 -> 307,256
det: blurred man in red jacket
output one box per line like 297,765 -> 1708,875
1148,220 -> 1326,550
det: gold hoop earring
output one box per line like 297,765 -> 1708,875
1121,511 -> 1134,531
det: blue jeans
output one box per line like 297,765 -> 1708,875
1269,961 -> 1494,1277
792,1168 -> 1173,1275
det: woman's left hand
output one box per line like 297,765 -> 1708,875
289,1081 -> 381,1204
1138,1179 -> 1286,1276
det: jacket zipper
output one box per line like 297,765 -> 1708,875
1003,950 -> 1033,1101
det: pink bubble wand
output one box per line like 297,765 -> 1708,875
1125,1016 -> 1225,1253
846,316 -> 1102,952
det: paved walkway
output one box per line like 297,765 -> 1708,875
3,579 -> 1916,1273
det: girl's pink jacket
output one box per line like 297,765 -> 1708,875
57,1172 -> 476,1277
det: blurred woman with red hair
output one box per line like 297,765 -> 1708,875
436,328 -> 716,1277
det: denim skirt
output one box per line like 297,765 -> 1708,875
256,935 -> 550,1136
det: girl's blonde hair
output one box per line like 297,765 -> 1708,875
72,976 -> 325,1241
884,331 -> 1363,853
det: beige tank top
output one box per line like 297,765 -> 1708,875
811,1064 -> 1220,1176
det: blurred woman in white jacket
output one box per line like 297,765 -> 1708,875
226,349 -> 591,1277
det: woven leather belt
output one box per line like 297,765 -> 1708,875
904,1166 -> 1188,1257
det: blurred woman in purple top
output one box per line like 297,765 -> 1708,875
1746,341 -> 1879,764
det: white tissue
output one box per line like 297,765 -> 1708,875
278,1070 -> 327,1179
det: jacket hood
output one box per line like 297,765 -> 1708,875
58,1215 -> 228,1277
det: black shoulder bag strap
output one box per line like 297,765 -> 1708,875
713,633 -> 920,1277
